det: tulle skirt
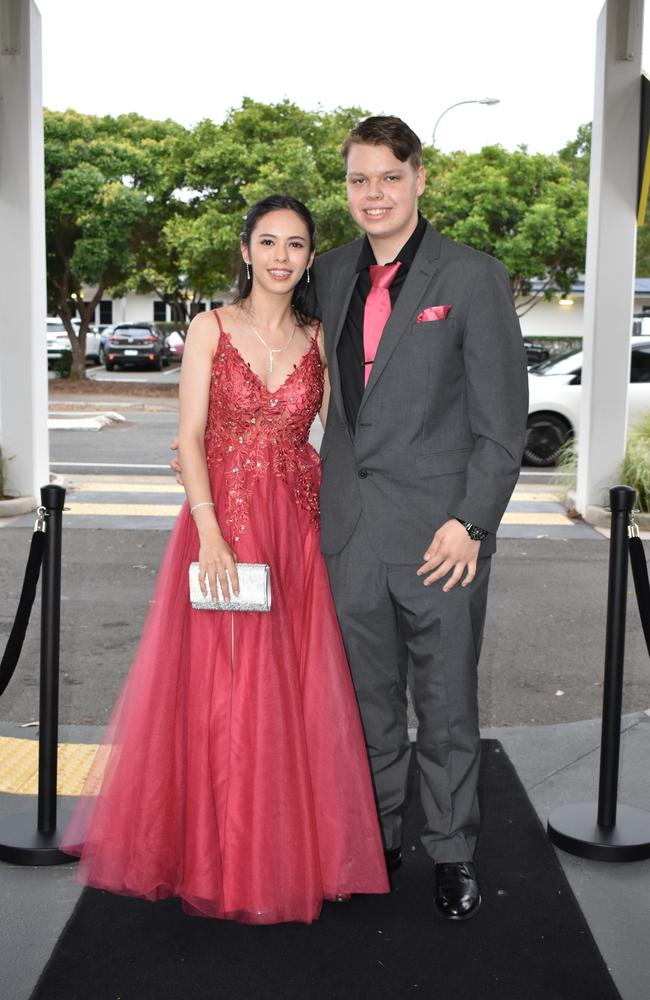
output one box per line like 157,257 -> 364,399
61,456 -> 389,923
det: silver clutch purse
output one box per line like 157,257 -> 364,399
189,562 -> 271,612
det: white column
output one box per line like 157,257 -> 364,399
0,0 -> 48,500
576,0 -> 644,513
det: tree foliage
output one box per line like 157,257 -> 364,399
422,145 -> 589,313
558,121 -> 650,277
44,109 -> 183,376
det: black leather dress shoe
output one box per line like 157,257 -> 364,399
434,861 -> 481,920
384,846 -> 402,873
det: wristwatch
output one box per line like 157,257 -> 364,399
456,518 -> 488,542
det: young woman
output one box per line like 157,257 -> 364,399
61,195 -> 389,924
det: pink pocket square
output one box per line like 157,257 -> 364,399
416,305 -> 452,322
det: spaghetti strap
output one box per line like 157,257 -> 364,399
213,309 -> 225,335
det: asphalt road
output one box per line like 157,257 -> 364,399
1,529 -> 648,729
49,412 -> 181,473
87,363 -> 181,385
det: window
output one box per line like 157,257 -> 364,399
630,346 -> 650,383
99,300 -> 113,325
190,302 -> 206,317
210,300 -> 224,310
153,301 -> 167,322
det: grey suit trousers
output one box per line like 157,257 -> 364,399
325,514 -> 491,864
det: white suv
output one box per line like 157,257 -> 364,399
46,318 -> 101,367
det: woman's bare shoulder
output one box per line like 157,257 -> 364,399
185,309 -> 220,353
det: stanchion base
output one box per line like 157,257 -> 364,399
548,801 -> 650,861
0,806 -> 77,866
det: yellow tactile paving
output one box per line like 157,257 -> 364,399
0,736 -> 101,795
66,504 -> 573,523
511,491 -> 564,503
76,482 -> 184,494
66,503 -> 182,517
501,512 -> 574,525
59,484 -> 573,525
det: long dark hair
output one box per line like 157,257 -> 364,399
234,194 -> 319,326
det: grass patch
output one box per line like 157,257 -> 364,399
621,413 -> 650,512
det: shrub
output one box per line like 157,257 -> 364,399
621,413 -> 650,512
0,446 -> 13,500
53,349 -> 73,379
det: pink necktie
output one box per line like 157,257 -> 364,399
363,261 -> 401,386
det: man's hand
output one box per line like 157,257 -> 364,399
417,519 -> 480,592
170,436 -> 183,485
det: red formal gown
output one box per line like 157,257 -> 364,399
62,316 -> 389,923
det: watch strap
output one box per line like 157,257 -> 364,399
456,518 -> 488,542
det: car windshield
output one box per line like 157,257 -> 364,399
531,348 -> 583,376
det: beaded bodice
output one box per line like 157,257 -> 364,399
205,328 -> 324,543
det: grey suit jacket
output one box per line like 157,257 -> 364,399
314,221 -> 529,562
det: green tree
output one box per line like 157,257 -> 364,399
558,122 -> 592,183
44,109 -> 183,377
637,224 -> 650,277
422,145 -> 589,314
559,121 -> 650,277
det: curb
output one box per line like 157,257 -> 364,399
564,490 -> 650,530
48,398 -> 179,413
0,495 -> 37,519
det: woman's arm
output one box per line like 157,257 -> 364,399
316,324 -> 330,428
179,312 -> 239,599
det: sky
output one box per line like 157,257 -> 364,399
35,0 -> 648,155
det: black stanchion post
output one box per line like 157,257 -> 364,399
597,485 -> 634,829
37,484 -> 65,835
547,486 -> 650,861
0,484 -> 75,865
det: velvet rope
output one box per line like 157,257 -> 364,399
0,528 -> 46,698
628,533 -> 650,662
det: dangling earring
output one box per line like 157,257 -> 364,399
246,262 -> 251,281
306,266 -> 310,285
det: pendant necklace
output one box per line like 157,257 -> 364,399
244,311 -> 297,374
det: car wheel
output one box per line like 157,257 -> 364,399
106,362 -> 115,372
523,413 -> 572,467
153,354 -> 163,371
162,355 -> 170,368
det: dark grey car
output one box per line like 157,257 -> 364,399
105,323 -> 171,371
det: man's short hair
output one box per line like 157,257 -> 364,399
342,116 -> 423,169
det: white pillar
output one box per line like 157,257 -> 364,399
0,0 -> 48,500
576,0 -> 644,513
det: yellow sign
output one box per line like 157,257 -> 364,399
638,75 -> 650,227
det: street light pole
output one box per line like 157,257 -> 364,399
432,97 -> 500,147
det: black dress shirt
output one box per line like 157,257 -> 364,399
337,213 -> 427,428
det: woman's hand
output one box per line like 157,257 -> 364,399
170,436 -> 183,485
198,532 -> 239,601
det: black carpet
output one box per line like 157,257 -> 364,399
30,741 -> 621,1000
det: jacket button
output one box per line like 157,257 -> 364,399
358,469 -> 368,479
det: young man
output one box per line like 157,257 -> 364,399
313,116 -> 528,920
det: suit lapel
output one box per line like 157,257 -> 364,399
357,224 -> 442,418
